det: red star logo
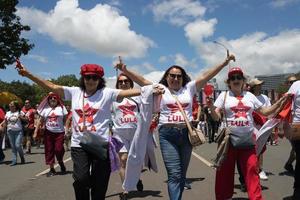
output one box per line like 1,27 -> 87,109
230,98 -> 251,119
48,112 -> 58,122
118,100 -> 136,117
75,103 -> 99,124
166,103 -> 189,113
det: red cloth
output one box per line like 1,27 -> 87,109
192,96 -> 199,120
0,108 -> 5,123
22,107 -> 36,129
252,111 -> 267,127
80,64 -> 104,77
215,145 -> 263,200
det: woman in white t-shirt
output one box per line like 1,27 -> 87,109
115,54 -> 236,200
0,101 -> 25,166
208,67 -> 288,200
16,62 -> 163,200
34,92 -> 68,177
287,79 -> 300,200
111,73 -> 143,199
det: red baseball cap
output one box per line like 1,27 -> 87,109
80,64 -> 104,77
228,67 -> 243,78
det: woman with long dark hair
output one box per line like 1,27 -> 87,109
115,54 -> 235,200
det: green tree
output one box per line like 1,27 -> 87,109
0,0 -> 34,69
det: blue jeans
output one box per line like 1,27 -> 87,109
159,126 -> 192,200
7,130 -> 24,163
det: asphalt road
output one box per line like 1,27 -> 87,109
0,137 -> 296,200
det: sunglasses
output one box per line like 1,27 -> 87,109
84,75 -> 99,81
118,79 -> 130,84
168,73 -> 182,79
49,96 -> 57,100
229,75 -> 243,81
288,80 -> 296,84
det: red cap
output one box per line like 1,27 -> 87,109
228,67 -> 243,78
80,64 -> 104,77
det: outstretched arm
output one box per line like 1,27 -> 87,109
256,94 -> 291,117
195,55 -> 235,91
16,61 -> 64,98
115,63 -> 152,86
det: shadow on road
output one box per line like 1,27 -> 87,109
186,177 -> 205,184
106,190 -> 163,199
282,195 -> 293,200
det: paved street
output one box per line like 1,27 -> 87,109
0,137 -> 295,200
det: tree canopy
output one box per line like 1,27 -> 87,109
0,0 -> 34,69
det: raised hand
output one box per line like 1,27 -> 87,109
15,59 -> 29,77
152,84 -> 165,96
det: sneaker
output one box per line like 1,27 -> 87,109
10,161 -> 17,166
119,193 -> 128,200
284,163 -> 294,173
184,182 -> 192,190
136,179 -> 144,192
259,170 -> 268,180
46,168 -> 56,177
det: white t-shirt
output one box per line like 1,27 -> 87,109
214,91 -> 263,134
288,80 -> 300,123
63,86 -> 120,147
159,81 -> 197,125
40,106 -> 66,133
5,111 -> 23,131
111,97 -> 140,131
256,94 -> 271,107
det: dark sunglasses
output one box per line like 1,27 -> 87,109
118,79 -> 130,84
168,73 -> 182,79
229,75 -> 243,81
84,75 -> 99,81
49,96 -> 57,100
288,80 -> 296,84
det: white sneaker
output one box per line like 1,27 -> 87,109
259,170 -> 268,180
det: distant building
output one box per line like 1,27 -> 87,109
255,73 -> 293,101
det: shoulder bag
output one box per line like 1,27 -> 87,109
173,95 -> 206,147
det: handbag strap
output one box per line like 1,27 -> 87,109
172,95 -> 193,134
82,92 -> 86,131
222,91 -> 228,127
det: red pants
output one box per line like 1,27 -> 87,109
44,130 -> 65,165
215,145 -> 263,200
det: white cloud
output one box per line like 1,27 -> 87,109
186,30 -> 300,89
158,56 -> 168,63
270,0 -> 299,8
184,18 -> 217,43
27,54 -> 48,63
17,0 -> 154,58
150,0 -> 206,26
174,53 -> 197,69
106,0 -> 121,7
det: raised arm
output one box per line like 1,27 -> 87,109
195,55 -> 235,91
115,63 -> 152,86
16,61 -> 64,98
116,85 -> 164,101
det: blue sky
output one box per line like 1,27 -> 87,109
1,0 -> 300,88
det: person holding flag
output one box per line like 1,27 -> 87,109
208,67 -> 289,200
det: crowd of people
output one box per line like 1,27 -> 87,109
0,56 -> 299,200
